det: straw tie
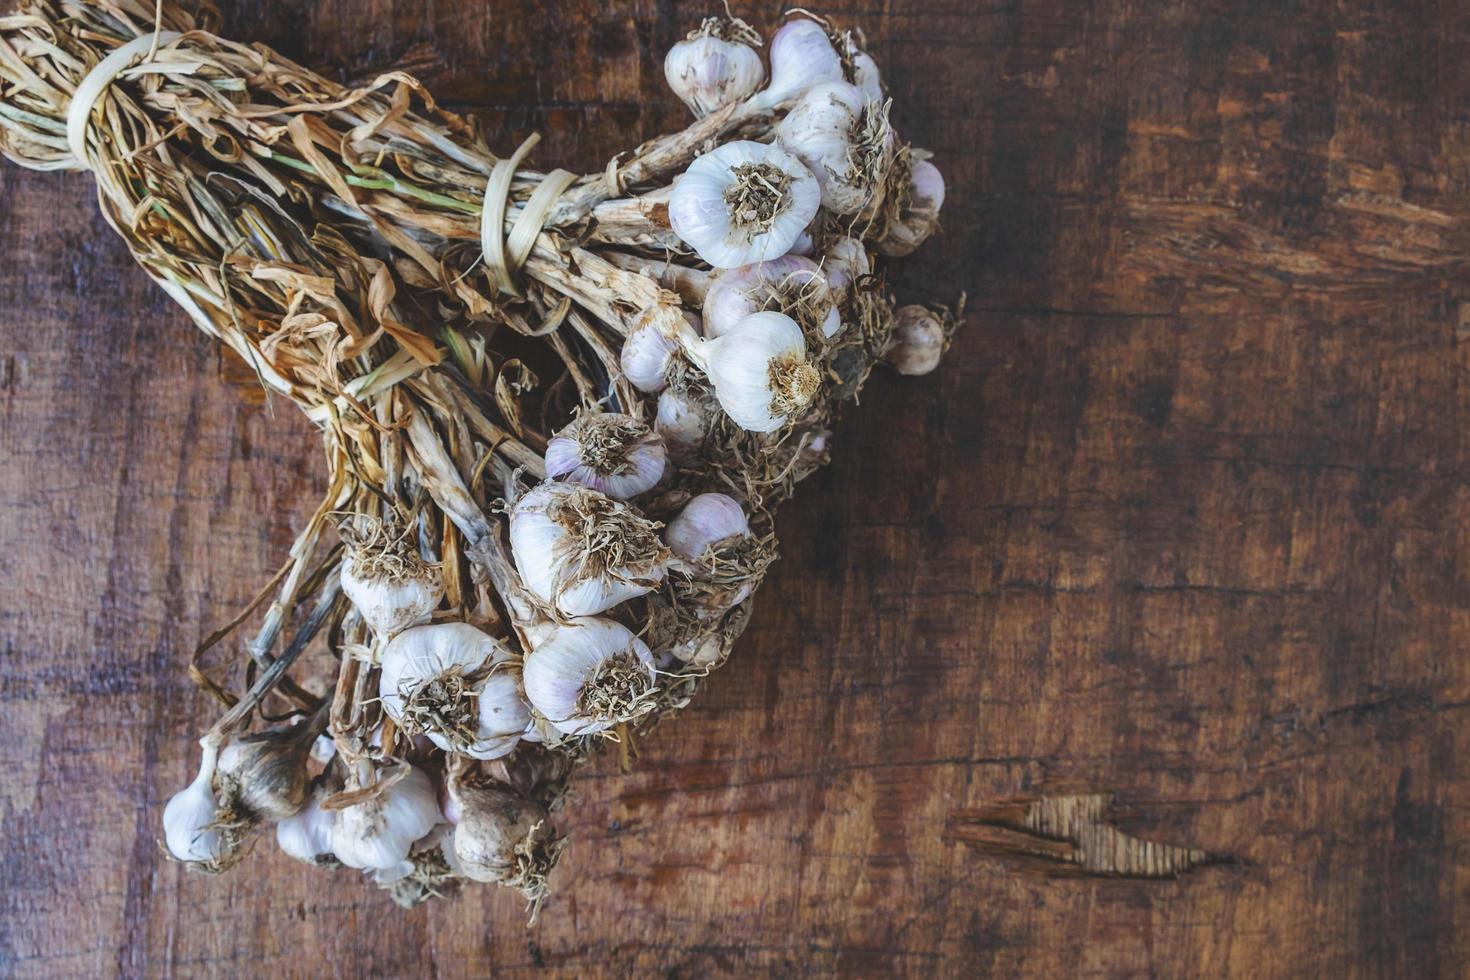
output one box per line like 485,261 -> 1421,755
479,133 -> 578,297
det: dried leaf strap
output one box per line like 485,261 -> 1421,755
480,131 -> 578,297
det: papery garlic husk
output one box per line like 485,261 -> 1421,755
620,308 -> 684,393
447,775 -> 561,906
215,715 -> 320,821
703,256 -> 841,341
696,311 -> 822,432
509,482 -> 670,617
665,493 -> 750,563
339,516 -> 443,636
822,236 -> 872,306
664,18 -> 766,117
777,81 -> 895,216
883,305 -> 949,376
379,622 -> 530,760
163,745 -> 248,874
655,386 -> 713,464
329,764 -> 442,873
276,780 -> 336,866
544,413 -> 667,500
877,156 -> 946,257
668,140 -> 821,269
523,617 -> 658,735
753,17 -> 845,110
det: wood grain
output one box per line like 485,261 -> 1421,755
2,0 -> 1469,976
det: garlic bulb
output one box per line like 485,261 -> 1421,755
664,18 -> 765,118
448,777 -> 557,893
832,28 -> 884,101
163,745 -> 243,873
696,311 -> 821,432
821,236 -> 871,305
620,308 -> 683,393
883,305 -> 948,376
668,140 -> 821,269
777,81 -> 894,215
665,493 -> 750,562
379,622 -> 529,760
544,413 -> 667,500
509,482 -> 669,617
329,764 -> 441,873
878,157 -> 946,257
523,617 -> 657,735
753,17 -> 844,110
655,387 -> 711,464
339,517 -> 443,636
703,256 -> 841,341
276,782 -> 335,865
214,719 -> 317,821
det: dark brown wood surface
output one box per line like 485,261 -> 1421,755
3,1 -> 1469,976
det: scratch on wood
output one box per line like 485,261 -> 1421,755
944,792 -> 1221,878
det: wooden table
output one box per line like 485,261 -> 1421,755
2,1 -> 1467,976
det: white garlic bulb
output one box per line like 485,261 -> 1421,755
753,17 -> 844,110
821,236 -> 871,305
509,482 -> 669,617
664,21 -> 766,118
668,140 -> 821,269
703,255 -> 841,340
276,782 -> 335,865
163,745 -> 239,872
523,617 -> 657,736
339,518 -> 443,637
665,493 -> 750,562
620,310 -> 682,393
884,305 -> 948,376
544,413 -> 667,500
379,622 -> 529,760
448,777 -> 557,889
777,81 -> 894,216
878,157 -> 946,257
329,764 -> 441,873
696,311 -> 821,432
655,387 -> 711,464
832,28 -> 884,101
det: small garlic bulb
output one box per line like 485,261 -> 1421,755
620,308 -> 684,393
523,617 -> 657,735
669,140 -> 821,269
883,305 -> 948,376
664,18 -> 766,118
832,28 -> 884,101
878,157 -> 946,257
214,719 -> 317,821
163,745 -> 243,873
339,517 -> 443,637
696,311 -> 822,432
509,482 -> 669,617
753,17 -> 844,110
544,413 -> 667,500
665,493 -> 750,562
329,764 -> 441,873
276,781 -> 335,865
379,622 -> 529,760
655,387 -> 712,464
703,256 -> 841,341
821,236 -> 871,306
448,777 -> 558,894
777,82 -> 895,215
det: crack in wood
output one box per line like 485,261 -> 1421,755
945,791 -> 1222,879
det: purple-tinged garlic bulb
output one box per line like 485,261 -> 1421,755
883,305 -> 949,376
664,493 -> 751,563
664,16 -> 765,117
703,256 -> 841,341
523,617 -> 658,736
878,157 -> 946,257
821,236 -> 871,306
777,81 -> 895,215
544,413 -> 667,500
692,311 -> 822,432
655,387 -> 713,464
669,140 -> 821,269
752,17 -> 845,110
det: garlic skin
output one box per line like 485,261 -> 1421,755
620,310 -> 681,393
215,722 -> 315,821
833,29 -> 884,101
821,236 -> 871,306
703,256 -> 840,340
878,157 -> 946,257
655,387 -> 711,464
754,18 -> 844,110
665,493 -> 750,562
883,305 -> 948,376
544,413 -> 667,500
276,782 -> 335,865
523,617 -> 657,736
448,779 -> 556,888
697,311 -> 822,432
338,520 -> 443,637
664,26 -> 765,118
379,622 -> 529,760
163,746 -> 238,872
777,82 -> 894,215
329,764 -> 441,873
509,482 -> 669,617
668,140 -> 821,269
